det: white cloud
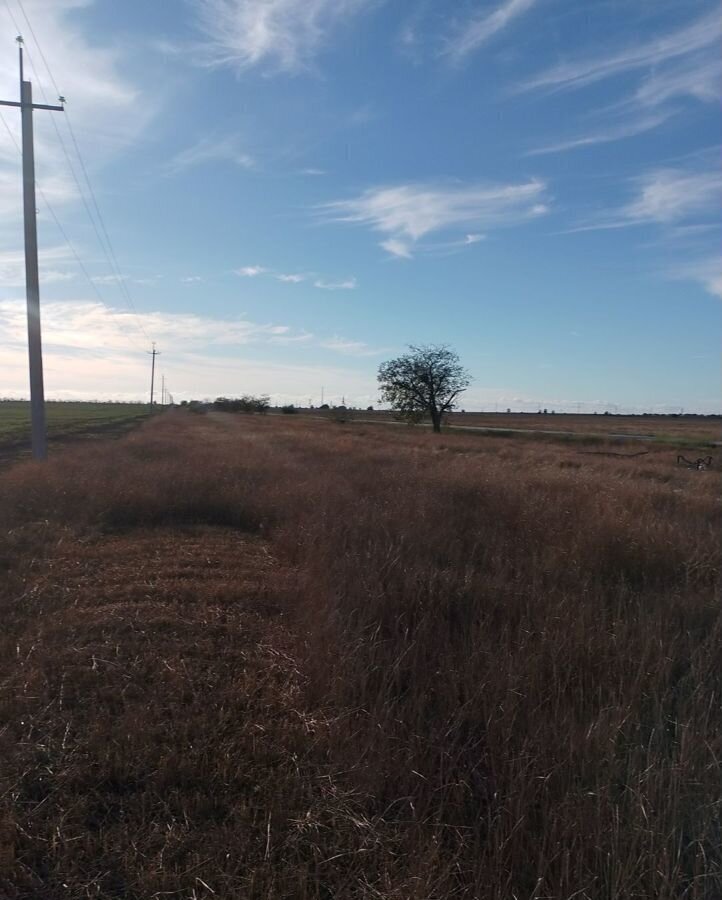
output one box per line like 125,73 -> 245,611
464,233 -> 485,244
0,0 -> 153,226
0,245 -> 75,287
668,256 -> 722,300
324,179 -> 548,255
236,265 -> 356,286
518,8 -> 721,94
165,136 -> 254,175
276,273 -> 306,283
192,0 -> 379,74
380,238 -> 412,259
634,53 -> 722,108
313,277 -> 357,290
444,0 -> 537,62
319,335 -> 383,356
91,274 -> 128,285
40,270 -> 76,284
0,298 -> 376,366
0,298 -> 292,352
572,165 -> 722,232
0,342 -> 379,406
269,329 -> 314,343
624,169 -> 722,225
522,12 -> 721,156
528,111 -> 672,156
181,276 -> 203,283
0,298 -> 387,404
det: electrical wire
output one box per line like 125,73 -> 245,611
6,0 -> 153,343
0,107 -> 148,353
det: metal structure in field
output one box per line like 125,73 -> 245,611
148,343 -> 160,406
0,37 -> 65,460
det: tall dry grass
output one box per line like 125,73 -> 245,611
0,411 -> 719,898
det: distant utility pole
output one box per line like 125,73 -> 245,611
148,343 -> 160,406
0,37 -> 64,459
161,374 -> 165,406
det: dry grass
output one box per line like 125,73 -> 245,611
0,411 -> 719,898
444,412 -> 721,441
305,408 -> 721,443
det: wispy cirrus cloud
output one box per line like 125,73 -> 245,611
276,273 -> 306,283
528,112 -> 672,156
0,0 -> 152,233
443,0 -> 538,62
236,265 -> 356,288
0,299 -> 376,364
165,136 -> 254,175
319,335 -> 386,356
323,179 -> 548,258
522,9 -> 721,155
518,8 -> 721,94
669,256 -> 722,300
633,53 -> 722,108
91,274 -> 128,285
380,238 -> 412,259
313,277 -> 357,290
572,164 -> 722,233
622,169 -> 722,225
0,246 -> 77,287
0,300 -> 382,404
192,0 -> 380,74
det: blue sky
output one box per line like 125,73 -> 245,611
0,0 -> 720,411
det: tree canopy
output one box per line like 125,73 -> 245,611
378,345 -> 471,433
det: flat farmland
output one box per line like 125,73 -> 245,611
0,401 -> 150,449
307,408 -> 721,443
0,411 -> 719,898
446,412 -> 721,441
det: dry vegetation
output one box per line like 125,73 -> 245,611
0,411 -> 719,899
443,412 -> 721,442
307,409 -> 721,443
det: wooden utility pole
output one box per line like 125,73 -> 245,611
0,37 -> 64,459
148,343 -> 159,406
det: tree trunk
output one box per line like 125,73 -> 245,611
430,408 -> 442,433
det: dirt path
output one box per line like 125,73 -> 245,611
0,525 -> 326,899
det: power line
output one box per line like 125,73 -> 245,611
0,37 -> 66,459
0,107 -> 147,353
15,0 -> 60,95
148,342 -> 159,406
0,3 -> 152,353
7,0 -> 152,341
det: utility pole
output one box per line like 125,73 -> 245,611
0,37 -> 64,460
161,374 -> 165,406
148,343 -> 159,407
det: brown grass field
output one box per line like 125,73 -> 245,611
303,409 -> 722,443
444,412 -> 721,442
0,411 -> 719,899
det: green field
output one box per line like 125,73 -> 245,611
0,401 -> 150,448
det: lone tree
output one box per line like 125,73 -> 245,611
378,344 -> 471,433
